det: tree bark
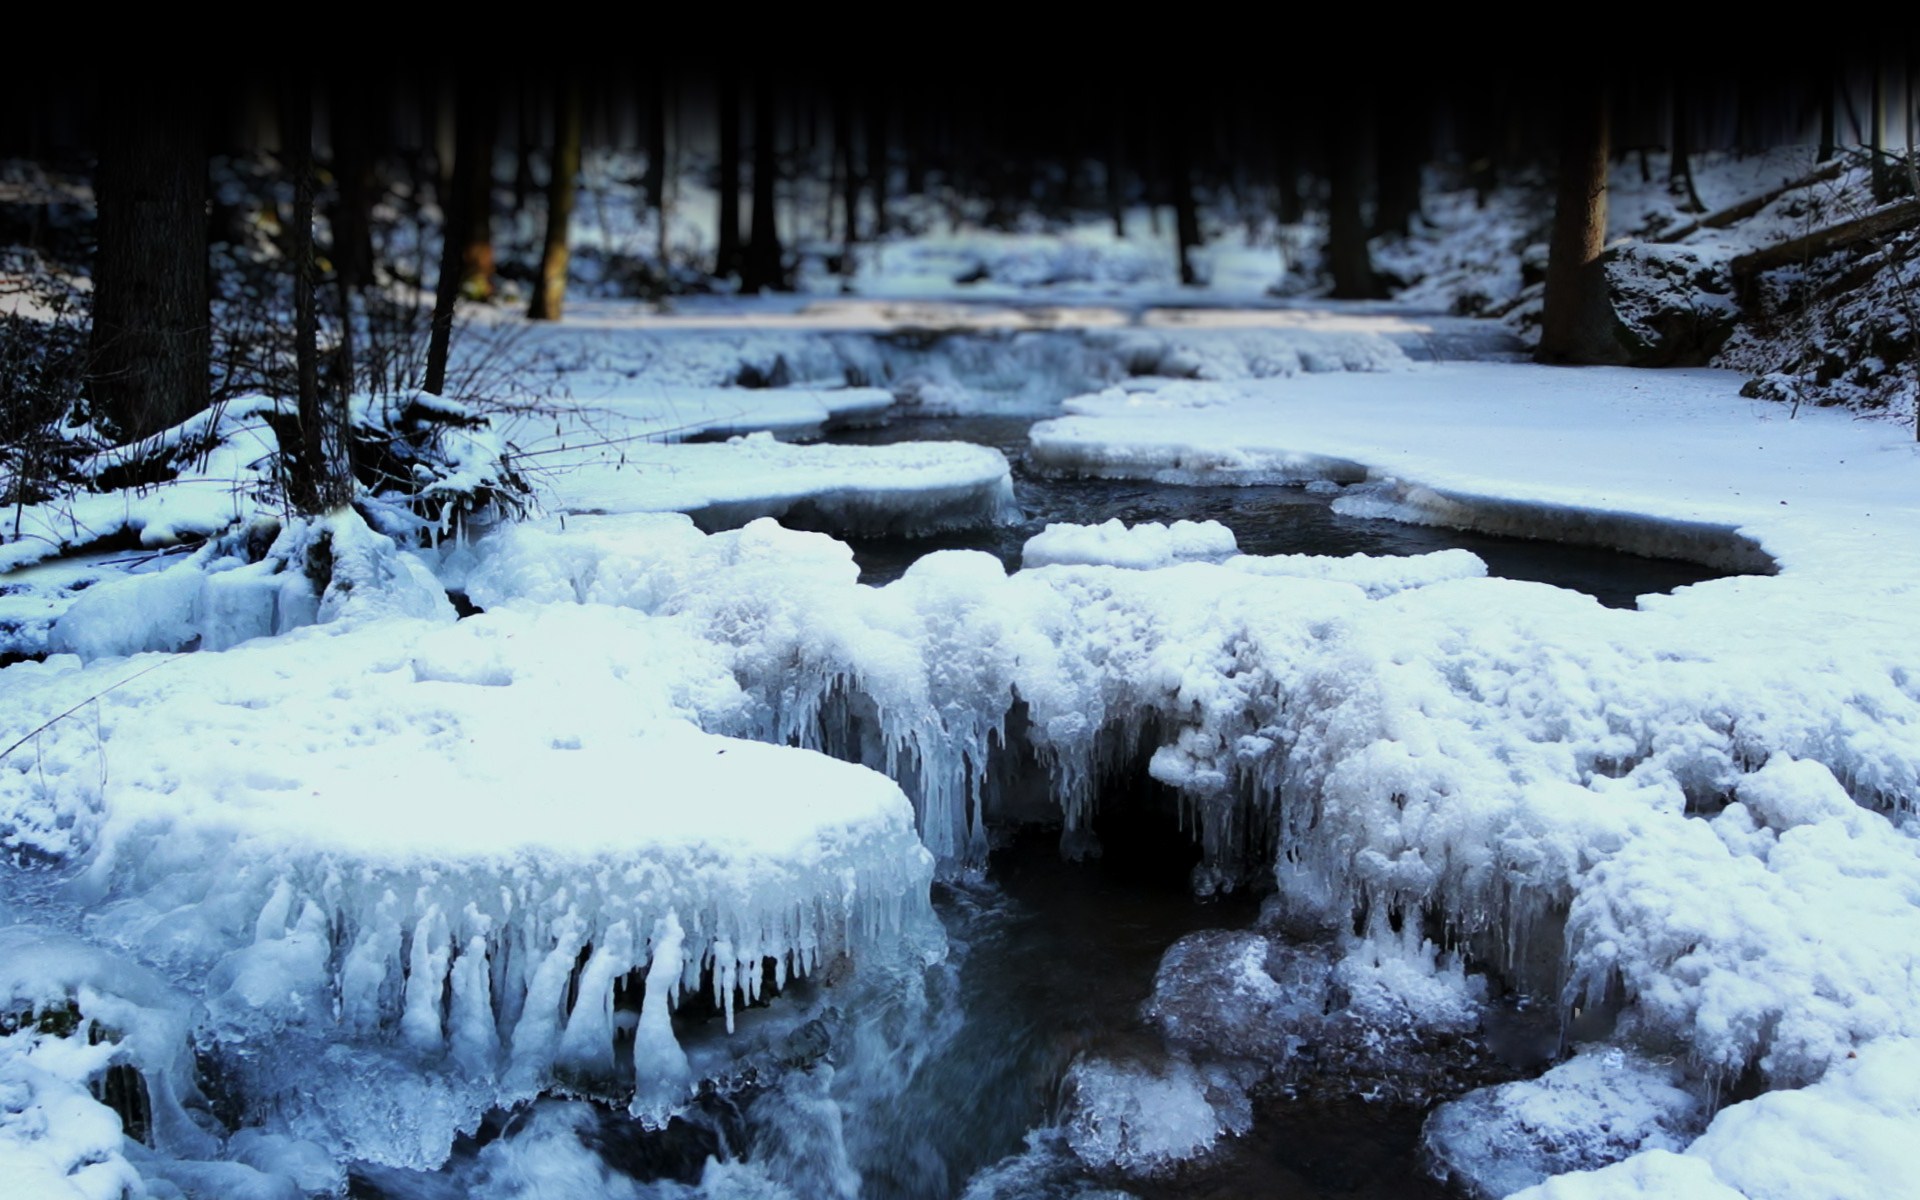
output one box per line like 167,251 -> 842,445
1374,105 -> 1425,238
283,78 -> 347,513
424,81 -> 485,395
1729,197 -> 1920,279
716,71 -> 742,279
90,85 -> 209,440
328,81 -> 376,292
643,73 -> 667,215
740,79 -> 786,293
1669,80 -> 1705,215
1327,104 -> 1381,299
455,88 -> 496,301
1537,89 -> 1626,365
529,82 -> 581,321
1169,120 -> 1202,286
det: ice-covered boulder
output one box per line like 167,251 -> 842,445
1062,1053 -> 1250,1177
1423,1046 -> 1707,1198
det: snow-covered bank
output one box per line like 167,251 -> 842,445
1,517 -> 938,1181
1028,363 -> 1917,576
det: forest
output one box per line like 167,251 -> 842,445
1,56 -> 1918,1200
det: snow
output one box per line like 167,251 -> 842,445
1022,518 -> 1238,569
1062,1054 -> 1247,1175
4,235 -> 1920,1193
1,519 -> 938,1172
1424,1045 -> 1707,1198
517,429 -> 1020,537
1506,1038 -> 1920,1200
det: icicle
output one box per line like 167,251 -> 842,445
556,920 -> 634,1077
631,911 -> 693,1126
401,907 -> 452,1055
448,935 -> 499,1078
338,891 -> 402,1037
505,910 -> 587,1091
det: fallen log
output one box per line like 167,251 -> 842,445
1730,198 -> 1920,280
1653,160 -> 1847,244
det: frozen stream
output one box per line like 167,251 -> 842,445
344,403 -> 1733,1199
830,416 -> 1728,608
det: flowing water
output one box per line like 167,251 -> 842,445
832,415 -> 1727,608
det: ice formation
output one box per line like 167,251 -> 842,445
518,430 -> 1020,538
1423,1045 -> 1707,1197
1020,519 -> 1238,570
1,520 -> 938,1174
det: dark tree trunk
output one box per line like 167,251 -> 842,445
1169,123 -> 1202,286
90,84 -> 209,440
1871,59 -> 1893,202
1374,105 -> 1425,238
529,82 -> 581,321
1538,89 -> 1626,365
424,81 -> 487,395
1327,105 -> 1381,299
1817,65 -> 1838,163
328,81 -> 376,292
741,80 -> 786,293
866,95 -> 889,236
643,74 -> 667,215
1669,80 -> 1706,214
282,77 -> 346,513
511,83 -> 535,217
717,71 -> 741,279
834,89 -> 858,273
1107,94 -> 1129,239
454,88 -> 496,301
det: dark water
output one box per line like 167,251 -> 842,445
832,416 -> 1728,609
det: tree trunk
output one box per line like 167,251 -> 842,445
529,82 -> 581,321
866,95 -> 890,236
1374,106 -> 1425,238
1872,59 -> 1892,203
424,81 -> 485,395
90,84 -> 209,440
741,80 -> 786,293
1669,80 -> 1705,215
1817,65 -> 1838,163
1169,123 -> 1202,286
1327,105 -> 1381,299
716,71 -> 742,280
455,88 -> 496,301
1537,89 -> 1626,365
328,81 -> 376,292
283,78 -> 347,513
835,89 -> 858,275
643,74 -> 667,214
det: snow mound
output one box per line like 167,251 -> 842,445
1062,1054 -> 1249,1176
523,431 -> 1020,538
1423,1046 -> 1707,1198
51,511 -> 451,662
1224,547 -> 1488,597
1,595 -> 936,1165
1021,519 -> 1238,570
1506,1038 -> 1920,1200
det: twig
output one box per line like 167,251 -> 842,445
0,658 -> 174,765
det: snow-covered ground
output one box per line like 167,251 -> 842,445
7,177 -> 1920,1195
